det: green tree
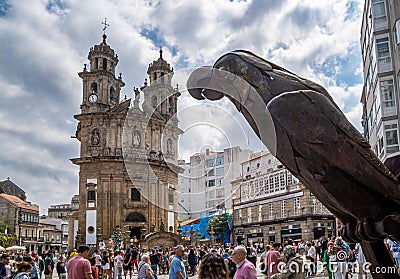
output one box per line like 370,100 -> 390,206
111,226 -> 122,246
0,233 -> 17,248
0,218 -> 11,234
206,215 -> 229,243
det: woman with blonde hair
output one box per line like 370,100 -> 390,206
198,252 -> 229,279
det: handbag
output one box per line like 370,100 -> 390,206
260,263 -> 268,275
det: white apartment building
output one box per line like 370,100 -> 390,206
361,0 -> 400,167
178,146 -> 251,220
177,160 -> 191,221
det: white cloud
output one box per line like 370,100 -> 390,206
0,0 -> 365,211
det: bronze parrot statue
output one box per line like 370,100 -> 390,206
187,50 -> 400,279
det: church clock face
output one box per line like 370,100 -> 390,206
88,93 -> 98,103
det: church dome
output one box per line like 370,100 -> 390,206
147,48 -> 173,75
88,35 -> 117,60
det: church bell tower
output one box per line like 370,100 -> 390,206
79,34 -> 125,114
70,29 -> 182,248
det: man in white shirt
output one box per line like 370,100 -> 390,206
307,242 -> 316,275
114,251 -> 123,279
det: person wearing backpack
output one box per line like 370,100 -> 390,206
245,246 -> 257,268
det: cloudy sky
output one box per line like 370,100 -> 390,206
0,0 -> 365,212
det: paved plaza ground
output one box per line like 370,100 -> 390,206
120,267 -> 330,279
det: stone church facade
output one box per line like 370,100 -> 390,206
70,34 -> 182,248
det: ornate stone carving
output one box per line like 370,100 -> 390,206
132,130 -> 141,147
91,128 -> 100,145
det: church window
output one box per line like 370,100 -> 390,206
168,190 -> 174,205
125,212 -> 146,223
110,87 -> 116,103
166,138 -> 172,154
131,188 -> 141,201
90,82 -> 98,93
281,201 -> 286,217
168,98 -> 174,113
153,72 -> 157,82
161,72 -> 165,83
87,190 -> 96,201
103,58 -> 107,70
151,96 -> 157,108
95,58 -> 98,69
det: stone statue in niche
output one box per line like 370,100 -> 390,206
132,131 -> 141,147
91,129 -> 100,145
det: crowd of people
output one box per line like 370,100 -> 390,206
0,236 -> 399,279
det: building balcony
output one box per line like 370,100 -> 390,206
21,236 -> 35,241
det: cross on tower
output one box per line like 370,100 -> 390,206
101,18 -> 110,34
